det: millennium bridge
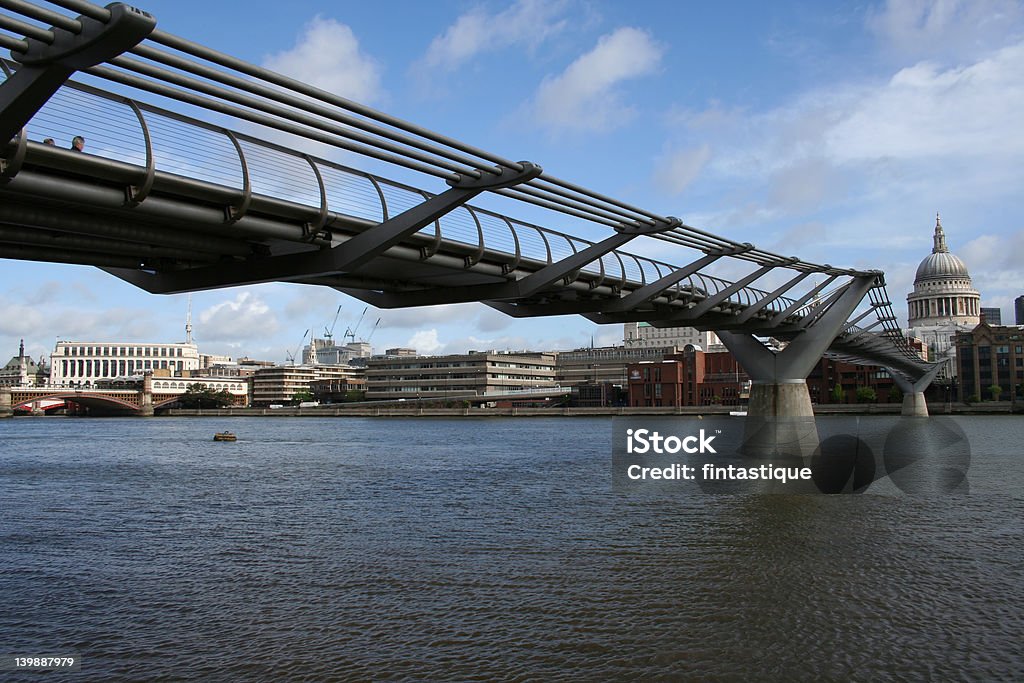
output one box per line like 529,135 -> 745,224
0,1 -> 943,451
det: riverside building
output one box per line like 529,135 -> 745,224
556,345 -> 680,407
365,350 -> 556,400
251,364 -> 365,406
955,323 -> 1024,402
49,340 -> 201,387
624,322 -> 720,349
0,340 -> 49,387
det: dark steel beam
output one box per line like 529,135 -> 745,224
0,199 -> 252,255
0,224 -> 218,261
732,270 -> 812,325
602,246 -> 750,313
100,162 -> 543,294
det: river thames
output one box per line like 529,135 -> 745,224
2,416 -> 1023,680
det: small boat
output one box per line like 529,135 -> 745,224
213,432 -> 237,442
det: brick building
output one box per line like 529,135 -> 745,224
956,323 -> 1024,401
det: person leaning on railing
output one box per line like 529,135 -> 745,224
70,136 -> 84,152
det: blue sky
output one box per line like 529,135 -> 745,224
3,0 -> 1023,364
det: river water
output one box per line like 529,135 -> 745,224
1,416 -> 1022,681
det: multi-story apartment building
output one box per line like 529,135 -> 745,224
251,364 -> 365,405
364,351 -> 556,400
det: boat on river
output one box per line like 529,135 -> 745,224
213,432 -> 237,442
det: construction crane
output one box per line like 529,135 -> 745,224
285,329 -> 310,365
343,307 -> 368,344
323,305 -> 342,344
366,318 -> 382,343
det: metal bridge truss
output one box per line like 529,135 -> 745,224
0,0 -> 937,388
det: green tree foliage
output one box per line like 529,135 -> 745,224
988,384 -> 1003,401
291,390 -> 314,404
888,386 -> 903,403
855,386 -> 877,403
178,383 -> 234,409
831,384 -> 844,403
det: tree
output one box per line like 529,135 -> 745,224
855,386 -> 877,403
988,384 -> 1003,401
888,386 -> 903,403
831,384 -> 844,404
291,390 -> 314,405
178,383 -> 234,409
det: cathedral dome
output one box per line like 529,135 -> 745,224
915,250 -> 970,281
906,212 -> 980,331
913,213 -> 971,283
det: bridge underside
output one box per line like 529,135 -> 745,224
12,393 -> 139,415
0,145 -> 930,381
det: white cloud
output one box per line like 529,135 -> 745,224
528,27 -> 664,132
866,0 -> 1024,61
667,39 -> 1024,229
407,329 -> 443,354
824,45 -> 1024,163
654,144 -> 713,196
0,303 -> 48,337
198,291 -> 280,343
960,229 -> 1024,296
421,0 -> 572,70
263,16 -> 384,104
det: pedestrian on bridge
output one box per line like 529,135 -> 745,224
70,136 -> 84,152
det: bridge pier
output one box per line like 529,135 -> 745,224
138,373 -> 154,417
719,274 -> 879,458
719,336 -> 819,458
0,387 -> 12,418
889,363 -> 944,417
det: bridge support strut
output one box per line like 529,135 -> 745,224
718,274 -> 878,458
889,363 -> 944,417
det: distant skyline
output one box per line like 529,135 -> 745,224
3,0 -> 1023,364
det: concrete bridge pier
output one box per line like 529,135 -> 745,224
718,274 -> 879,459
0,387 -> 12,418
138,372 -> 154,417
718,333 -> 820,459
889,363 -> 944,417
